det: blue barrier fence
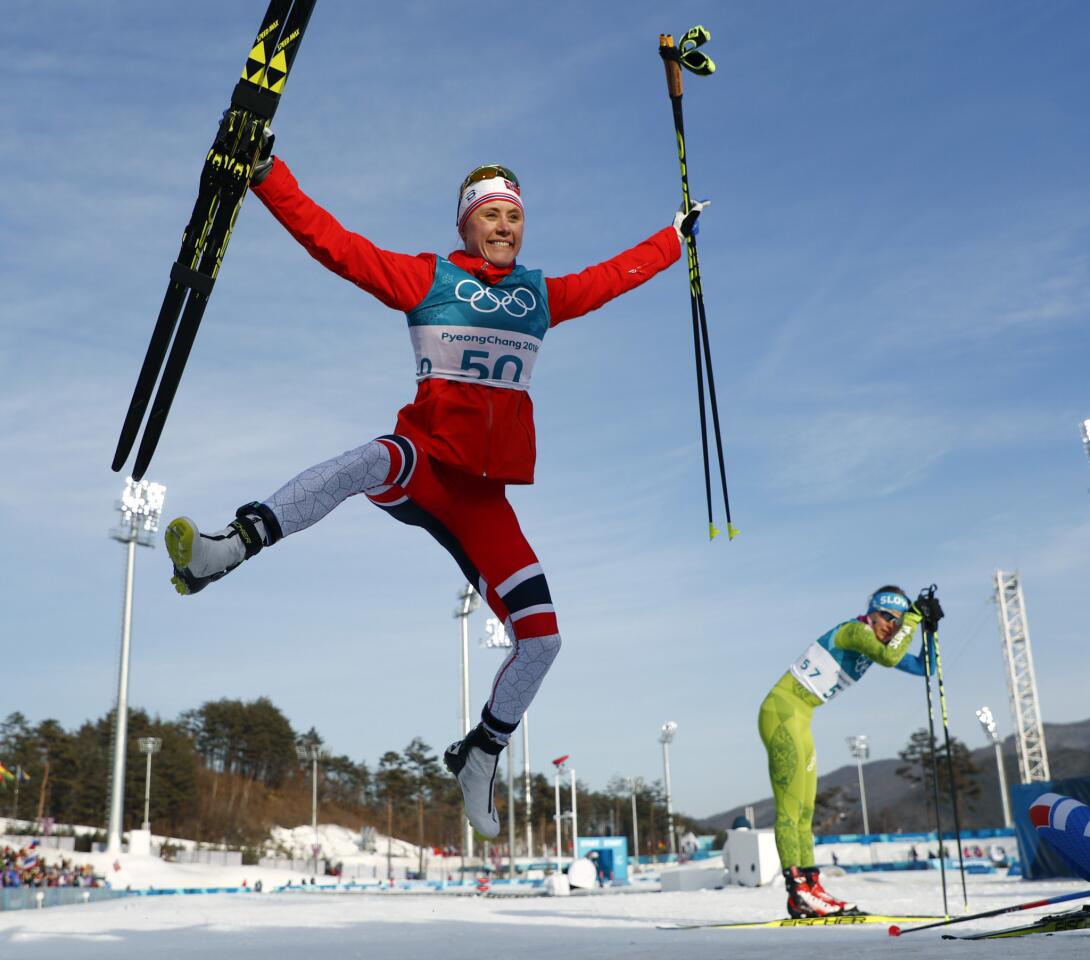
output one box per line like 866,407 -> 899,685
815,827 -> 1016,845
0,887 -> 127,911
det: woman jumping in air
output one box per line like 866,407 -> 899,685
164,151 -> 706,838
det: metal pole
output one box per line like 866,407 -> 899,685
143,749 -> 153,831
12,767 -> 20,819
507,745 -> 516,879
994,741 -> 1012,828
855,755 -> 870,835
311,753 -> 319,875
554,767 -> 562,871
386,797 -> 393,883
662,739 -> 676,857
457,584 -> 475,863
630,780 -> 640,874
570,767 -> 578,860
137,738 -> 161,837
460,600 -> 471,739
978,707 -> 1013,829
105,480 -> 165,856
522,713 -> 532,858
106,534 -> 137,854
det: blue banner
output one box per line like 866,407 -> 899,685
1012,775 -> 1090,880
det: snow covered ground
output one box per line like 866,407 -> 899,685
0,868 -> 1086,959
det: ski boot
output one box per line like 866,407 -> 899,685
165,502 -> 281,595
444,723 -> 504,839
803,866 -> 861,915
785,866 -> 842,918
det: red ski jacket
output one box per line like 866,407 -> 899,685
253,158 -> 681,483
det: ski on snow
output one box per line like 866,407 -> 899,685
942,905 -> 1090,940
112,0 -> 316,481
657,914 -> 945,930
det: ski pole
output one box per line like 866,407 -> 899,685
658,27 -> 737,541
920,627 -> 949,917
932,623 -> 969,910
888,888 -> 1090,936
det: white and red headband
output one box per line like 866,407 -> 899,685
457,176 -> 523,231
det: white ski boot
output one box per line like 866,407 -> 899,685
444,724 -> 504,839
164,503 -> 277,595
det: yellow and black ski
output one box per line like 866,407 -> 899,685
112,0 -> 317,481
658,914 -> 945,930
942,905 -> 1090,940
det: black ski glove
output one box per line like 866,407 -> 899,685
251,127 -> 275,185
914,586 -> 945,634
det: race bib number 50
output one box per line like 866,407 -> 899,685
411,324 -> 542,389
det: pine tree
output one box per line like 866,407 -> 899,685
896,727 -> 981,810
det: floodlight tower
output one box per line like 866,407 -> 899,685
522,714 -> 532,859
106,477 -> 165,854
993,570 -> 1050,783
627,776 -> 643,874
481,617 -> 519,874
659,721 -> 678,857
975,707 -> 1013,828
552,754 -> 569,870
138,736 -> 162,832
453,583 -> 481,862
846,735 -> 871,835
296,743 -> 322,875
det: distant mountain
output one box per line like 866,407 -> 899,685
699,718 -> 1090,834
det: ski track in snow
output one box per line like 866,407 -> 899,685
0,870 -> 1087,959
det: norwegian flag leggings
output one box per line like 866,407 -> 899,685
260,433 -> 560,742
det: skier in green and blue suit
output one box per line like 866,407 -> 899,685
758,585 -> 943,917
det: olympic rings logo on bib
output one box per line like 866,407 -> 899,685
455,279 -> 537,317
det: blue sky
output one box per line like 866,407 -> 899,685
2,1 -> 1088,821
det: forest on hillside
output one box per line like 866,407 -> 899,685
0,700 -> 700,857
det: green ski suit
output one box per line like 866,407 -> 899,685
758,610 -> 925,868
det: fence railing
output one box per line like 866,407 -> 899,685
0,887 -> 125,912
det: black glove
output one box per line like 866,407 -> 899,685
673,199 -> 710,239
251,127 -> 275,185
914,586 -> 945,634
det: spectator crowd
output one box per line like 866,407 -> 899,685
1,842 -> 102,888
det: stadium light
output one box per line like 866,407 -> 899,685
138,737 -> 162,832
659,721 -> 678,857
522,714 -> 532,860
480,617 -> 519,877
627,776 -> 643,874
846,735 -> 871,835
976,707 -> 1013,828
106,478 -> 165,854
552,754 -> 569,872
480,616 -> 535,858
570,765 -> 578,860
296,743 -> 322,875
453,583 -> 481,865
